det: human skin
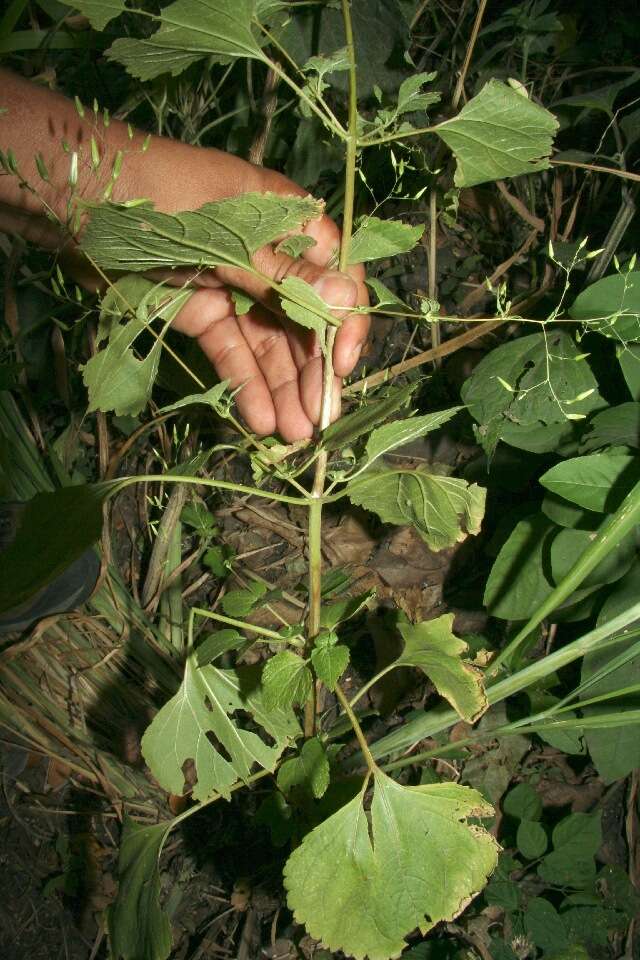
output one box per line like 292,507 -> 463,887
0,68 -> 369,441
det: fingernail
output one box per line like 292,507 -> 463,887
312,271 -> 357,308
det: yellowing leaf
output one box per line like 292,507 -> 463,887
262,650 -> 313,710
284,772 -> 498,960
141,656 -> 299,801
436,79 -> 558,187
397,614 -> 487,722
347,465 -> 485,551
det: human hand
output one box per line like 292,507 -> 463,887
128,140 -> 369,442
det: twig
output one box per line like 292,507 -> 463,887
550,159 -> 640,184
451,0 -> 488,110
496,180 -> 545,232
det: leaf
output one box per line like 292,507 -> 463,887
220,580 -> 267,617
262,651 -> 313,710
347,465 -> 486,552
277,737 -> 329,799
278,276 -> 329,347
284,772 -> 498,960
83,278 -> 192,416
323,383 -> 417,451
502,783 -> 542,821
569,271 -> 640,342
108,818 -> 172,960
348,216 -> 424,265
319,590 -> 375,630
0,482 -> 113,614
619,344 -> 640,400
540,453 -> 640,512
461,331 -> 602,455
363,406 -> 462,466
158,381 -> 231,416
550,527 -> 636,590
516,820 -> 547,860
537,812 -> 601,889
274,234 -> 317,258
524,898 -> 568,955
554,73 -> 640,116
580,402 -> 640,451
63,0 -> 127,31
436,79 -> 558,187
484,516 -> 555,620
196,629 -> 246,667
105,0 -> 265,81
81,194 -> 324,273
580,630 -> 640,782
141,657 -> 298,801
396,614 -> 487,722
395,71 -> 440,116
310,633 -> 350,692
366,277 -> 408,311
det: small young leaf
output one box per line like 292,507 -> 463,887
108,818 -> 172,960
141,656 -> 298,801
323,382 -> 418,450
158,381 -> 231,417
221,581 -> 267,617
396,614 -> 487,722
319,590 -> 375,630
502,783 -> 542,821
310,633 -> 350,691
347,465 -> 486,551
366,276 -> 407,311
196,629 -> 246,667
395,71 -> 440,115
348,216 -> 424,264
436,79 -> 558,187
284,772 -> 498,960
262,651 -> 313,710
277,737 -> 330,799
363,406 -> 462,466
278,276 -> 330,347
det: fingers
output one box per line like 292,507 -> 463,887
171,288 -> 277,437
237,306 -> 314,443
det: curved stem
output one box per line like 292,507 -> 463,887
335,683 -> 377,774
190,606 -> 304,647
113,472 -> 309,506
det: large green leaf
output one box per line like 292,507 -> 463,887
141,656 -> 299,801
569,271 -> 640,343
484,516 -> 555,620
284,772 -> 498,960
348,216 -> 424,265
396,614 -> 487,721
347,465 -> 485,551
540,453 -> 640,512
81,194 -> 323,273
550,527 -> 636,590
436,80 -> 558,187
580,402 -> 640,452
70,0 -> 266,79
461,331 -> 602,455
83,278 -> 192,416
0,482 -> 114,614
108,818 -> 173,960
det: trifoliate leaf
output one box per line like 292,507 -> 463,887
396,614 -> 487,722
220,580 -> 267,617
348,216 -> 424,264
81,194 -> 324,273
105,0 -> 265,80
363,406 -> 462,466
262,651 -> 313,710
158,381 -> 231,417
108,818 -> 172,960
83,277 -> 192,417
141,657 -> 298,801
284,772 -> 499,960
310,633 -> 350,691
323,382 -> 418,451
347,465 -> 486,551
278,276 -> 330,348
277,737 -> 330,799
436,79 -> 558,187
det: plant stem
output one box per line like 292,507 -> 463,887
117,473 -> 309,507
335,683 -> 377,774
304,0 -> 359,738
190,607 -> 304,647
